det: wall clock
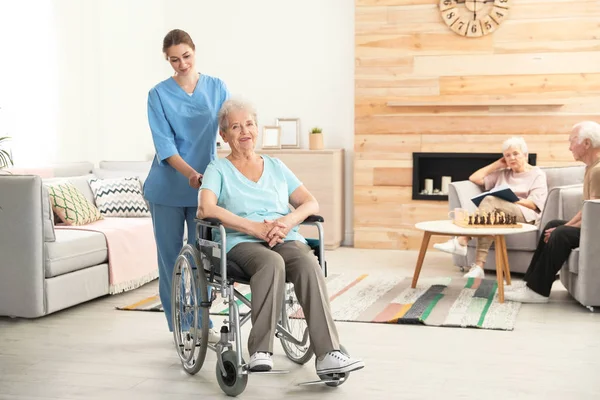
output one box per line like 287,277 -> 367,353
439,0 -> 510,37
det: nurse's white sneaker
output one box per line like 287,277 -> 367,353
189,327 -> 221,344
433,237 -> 467,257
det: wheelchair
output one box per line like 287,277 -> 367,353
170,215 -> 353,397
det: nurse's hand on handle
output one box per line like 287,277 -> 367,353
189,172 -> 203,189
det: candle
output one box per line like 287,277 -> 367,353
441,176 -> 452,194
424,178 -> 433,194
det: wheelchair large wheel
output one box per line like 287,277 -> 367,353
316,344 -> 350,387
171,244 -> 210,375
279,283 -> 314,365
216,350 -> 248,397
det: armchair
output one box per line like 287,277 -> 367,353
557,188 -> 600,310
447,165 -> 584,274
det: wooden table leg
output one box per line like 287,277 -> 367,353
411,231 -> 432,289
498,236 -> 511,286
495,235 -> 505,303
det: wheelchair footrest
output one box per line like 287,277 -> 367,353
297,379 -> 342,386
246,369 -> 290,375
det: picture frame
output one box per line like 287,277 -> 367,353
261,126 -> 281,149
275,118 -> 300,148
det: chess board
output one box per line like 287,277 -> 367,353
452,210 -> 522,229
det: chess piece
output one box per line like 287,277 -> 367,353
468,215 -> 473,225
490,212 -> 496,225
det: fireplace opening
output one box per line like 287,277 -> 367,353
412,152 -> 537,201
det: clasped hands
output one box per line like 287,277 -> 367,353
254,218 -> 293,247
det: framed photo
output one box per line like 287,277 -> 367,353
262,126 -> 281,149
275,118 -> 300,148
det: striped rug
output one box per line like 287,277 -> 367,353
116,273 -> 521,330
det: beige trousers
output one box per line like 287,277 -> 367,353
227,240 -> 340,357
474,196 -> 527,265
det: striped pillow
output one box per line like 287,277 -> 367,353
88,177 -> 150,217
47,182 -> 103,226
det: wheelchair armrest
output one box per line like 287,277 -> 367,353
194,217 -> 223,228
301,215 -> 324,224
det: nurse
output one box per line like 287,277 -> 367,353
144,29 -> 229,342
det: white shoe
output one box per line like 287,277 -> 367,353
316,351 -> 365,375
248,352 -> 273,372
433,237 -> 467,257
190,327 -> 221,344
505,281 -> 527,292
504,286 -> 549,304
463,264 -> 485,279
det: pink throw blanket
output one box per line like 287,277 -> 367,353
56,218 -> 159,294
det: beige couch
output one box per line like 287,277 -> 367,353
0,161 -> 157,318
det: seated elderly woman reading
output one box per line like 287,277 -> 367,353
197,98 -> 365,374
434,137 -> 548,279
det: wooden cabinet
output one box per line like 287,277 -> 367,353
217,149 -> 344,249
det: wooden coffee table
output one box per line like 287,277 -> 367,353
412,220 -> 538,303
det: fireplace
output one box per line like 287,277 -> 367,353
412,152 -> 537,201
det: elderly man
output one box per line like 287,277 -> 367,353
506,121 -> 600,303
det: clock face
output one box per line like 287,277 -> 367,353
439,0 -> 510,37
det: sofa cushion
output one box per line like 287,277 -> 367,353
45,229 -> 108,278
47,182 -> 103,226
542,165 -> 585,191
560,186 -> 584,221
43,174 -> 96,205
88,177 -> 150,217
41,185 -> 56,242
568,248 -> 580,274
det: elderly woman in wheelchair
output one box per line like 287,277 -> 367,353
171,98 -> 364,396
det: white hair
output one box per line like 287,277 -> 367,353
573,121 -> 600,148
218,98 -> 258,133
502,136 -> 528,155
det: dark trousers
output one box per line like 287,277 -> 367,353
524,219 -> 581,297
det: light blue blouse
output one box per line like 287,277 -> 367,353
200,155 -> 307,253
143,74 -> 229,207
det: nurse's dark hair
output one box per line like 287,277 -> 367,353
218,99 -> 258,133
162,29 -> 195,58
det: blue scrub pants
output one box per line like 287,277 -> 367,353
148,202 -> 213,331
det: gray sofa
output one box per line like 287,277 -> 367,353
447,165 -> 585,274
0,161 -> 154,318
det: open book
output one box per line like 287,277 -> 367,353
471,184 -> 519,207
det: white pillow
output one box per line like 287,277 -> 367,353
88,177 -> 150,217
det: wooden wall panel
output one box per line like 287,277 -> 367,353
354,0 -> 600,250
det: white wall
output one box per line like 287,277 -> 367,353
3,0 -> 356,245
162,1 -> 355,244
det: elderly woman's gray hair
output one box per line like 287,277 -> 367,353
573,121 -> 600,148
502,136 -> 528,155
218,99 -> 258,133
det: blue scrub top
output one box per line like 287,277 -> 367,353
143,73 -> 229,207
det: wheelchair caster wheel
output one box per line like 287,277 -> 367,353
216,350 -> 247,397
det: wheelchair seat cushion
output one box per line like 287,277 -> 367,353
225,260 -> 251,284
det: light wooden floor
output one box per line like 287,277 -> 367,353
1,248 -> 600,400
